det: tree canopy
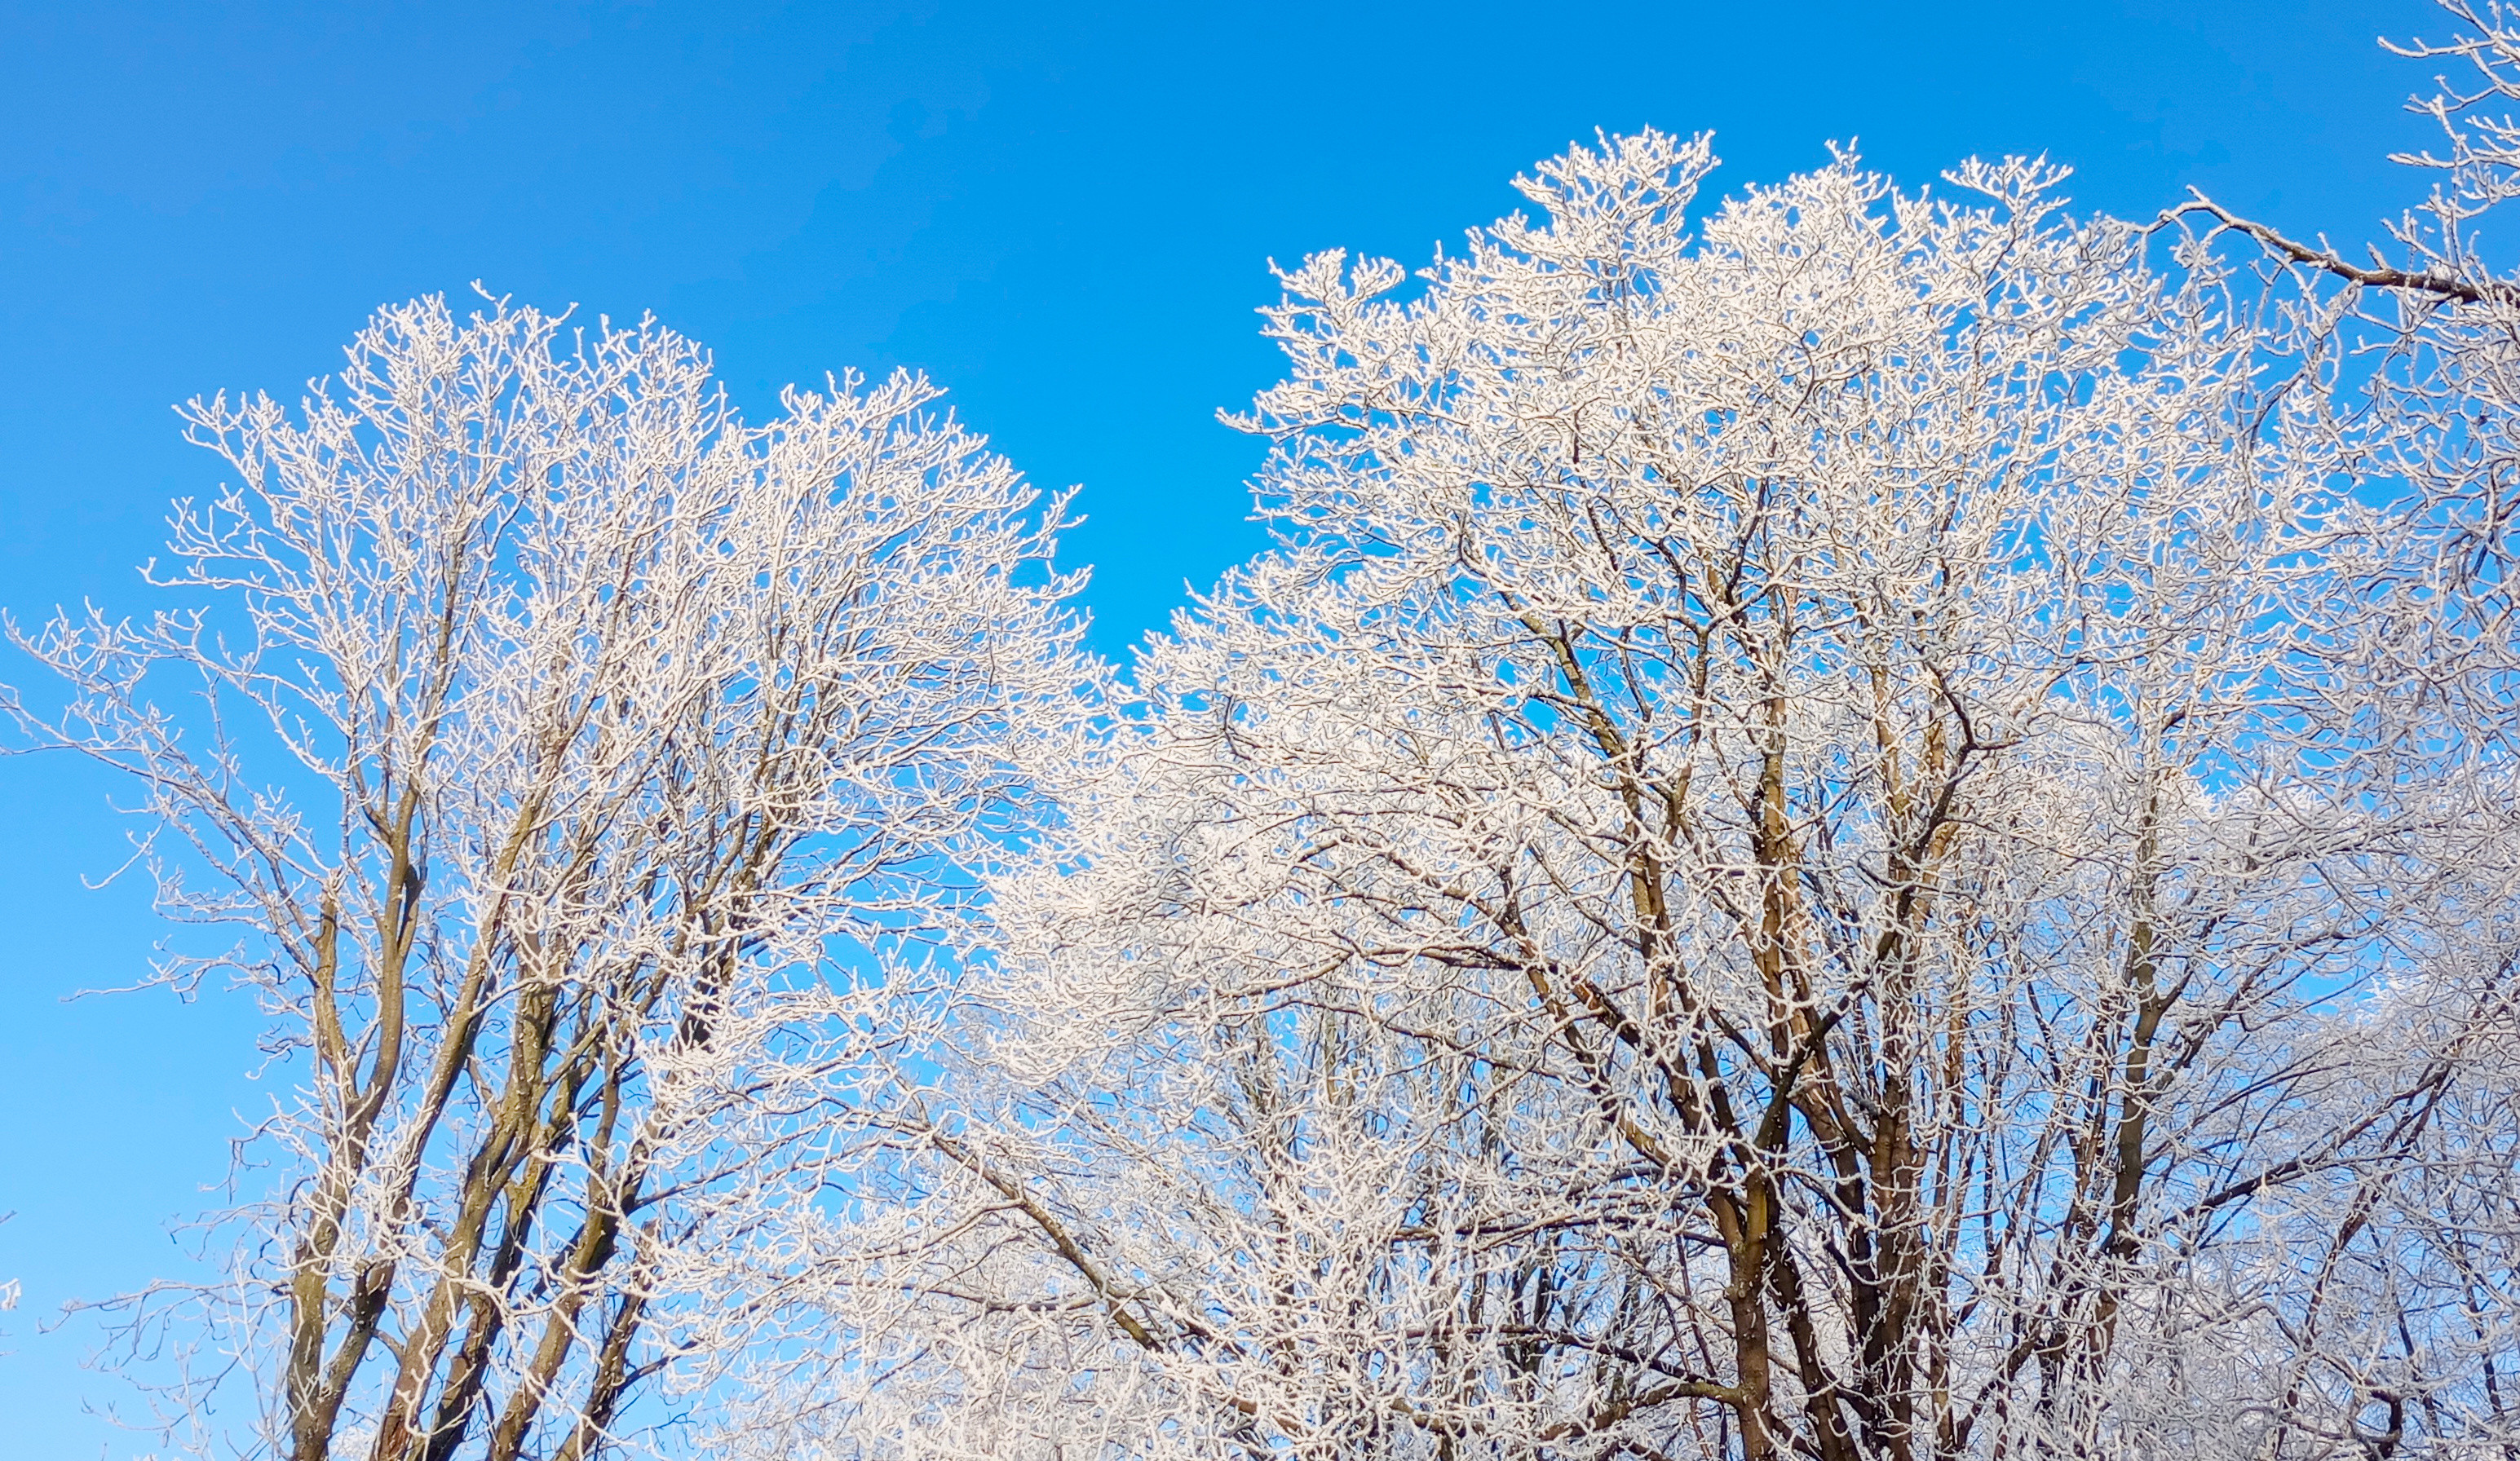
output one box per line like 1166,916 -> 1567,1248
15,6 -> 2520,1459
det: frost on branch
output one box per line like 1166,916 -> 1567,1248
762,131 -> 2520,1461
4,296 -> 1094,1461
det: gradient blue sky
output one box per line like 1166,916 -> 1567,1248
0,0 -> 2452,1450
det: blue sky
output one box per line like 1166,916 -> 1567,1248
0,0 -> 2451,1450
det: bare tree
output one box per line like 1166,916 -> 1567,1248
4,296 -> 1090,1461
752,133 -> 2519,1461
2129,7 -> 2520,1454
25,11 -> 2520,1455
2165,0 -> 2520,618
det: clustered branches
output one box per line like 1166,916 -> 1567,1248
18,6 -> 2520,1459
4,298 -> 1090,1461
744,59 -> 2520,1461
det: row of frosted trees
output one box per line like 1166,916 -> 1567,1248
14,5 -> 2520,1459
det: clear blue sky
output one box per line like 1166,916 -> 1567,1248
0,0 -> 2447,1451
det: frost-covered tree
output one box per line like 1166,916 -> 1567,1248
4,297 -> 1090,1461
2130,4 -> 2520,1455
760,130 -> 2520,1461
26,8 -> 2520,1458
